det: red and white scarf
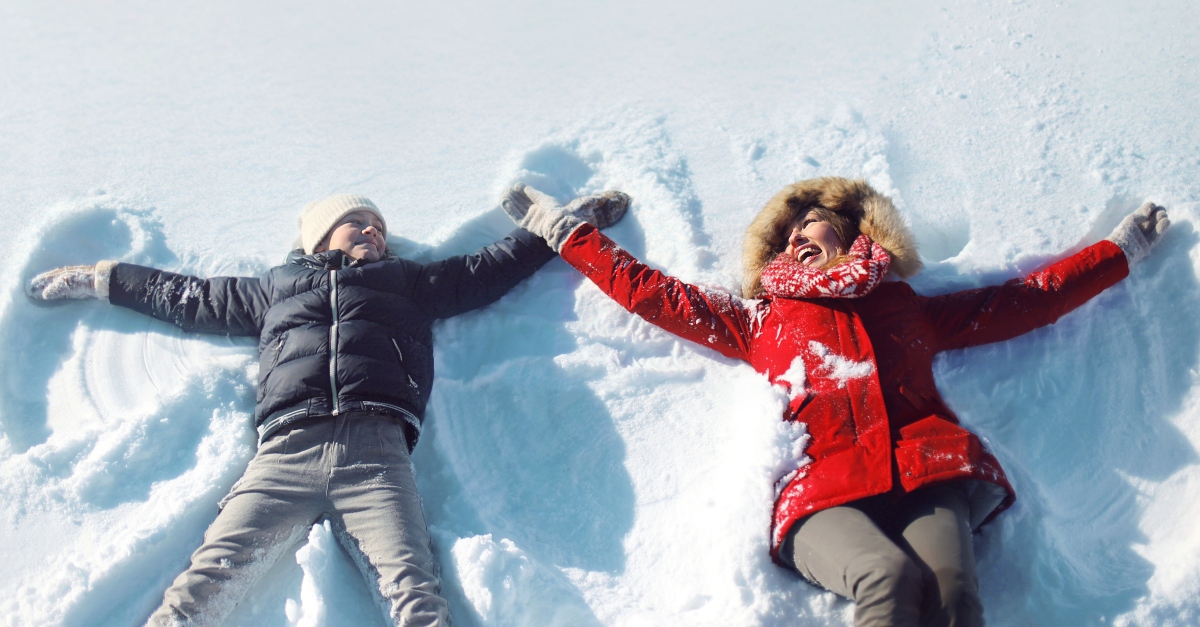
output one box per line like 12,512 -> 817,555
760,234 -> 891,299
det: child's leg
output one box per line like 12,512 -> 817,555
147,426 -> 328,627
784,502 -> 924,627
891,482 -> 983,627
327,413 -> 450,627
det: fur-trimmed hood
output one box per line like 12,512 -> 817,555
742,177 -> 922,298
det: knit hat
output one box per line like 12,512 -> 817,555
299,194 -> 387,254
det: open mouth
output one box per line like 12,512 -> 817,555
796,245 -> 822,265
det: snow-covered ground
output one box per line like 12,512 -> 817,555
3,1 -> 1199,625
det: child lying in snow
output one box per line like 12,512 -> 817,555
503,178 -> 1169,627
28,191 -> 628,627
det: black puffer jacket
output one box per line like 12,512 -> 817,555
108,228 -> 555,449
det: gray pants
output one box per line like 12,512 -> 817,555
784,482 -> 983,627
148,412 -> 450,626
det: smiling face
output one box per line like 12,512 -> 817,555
782,210 -> 846,268
315,210 -> 387,262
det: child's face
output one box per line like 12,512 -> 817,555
316,211 -> 387,262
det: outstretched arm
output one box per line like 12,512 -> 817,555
926,202 -> 1169,351
504,184 -> 755,360
29,261 -> 269,336
415,184 -> 633,319
414,228 -> 557,319
559,223 -> 756,361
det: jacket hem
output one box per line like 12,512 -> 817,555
257,399 -> 424,451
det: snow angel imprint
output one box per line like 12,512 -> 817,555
28,190 -> 630,627
502,177 -> 1170,627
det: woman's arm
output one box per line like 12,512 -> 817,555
559,223 -> 756,361
925,202 -> 1168,351
923,241 -> 1129,351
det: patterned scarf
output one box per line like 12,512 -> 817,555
760,234 -> 891,299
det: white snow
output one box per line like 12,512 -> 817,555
807,341 -> 876,389
774,356 -> 808,402
2,1 -> 1199,625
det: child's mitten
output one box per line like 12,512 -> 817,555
500,182 -> 536,223
500,183 -> 631,252
28,261 -> 118,300
1106,201 -> 1170,263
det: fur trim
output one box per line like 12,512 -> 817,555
521,201 -> 584,252
94,259 -> 118,300
742,177 -> 922,298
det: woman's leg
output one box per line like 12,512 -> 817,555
786,502 -> 923,627
891,482 -> 983,627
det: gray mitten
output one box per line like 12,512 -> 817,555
1106,201 -> 1170,263
500,183 -> 631,252
561,189 -> 630,229
28,260 -> 118,300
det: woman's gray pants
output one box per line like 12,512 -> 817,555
783,481 -> 983,627
147,412 -> 450,626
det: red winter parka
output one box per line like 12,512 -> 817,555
559,191 -> 1129,562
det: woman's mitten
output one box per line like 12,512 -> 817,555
500,183 -> 631,252
28,261 -> 117,300
560,190 -> 630,229
1106,201 -> 1170,263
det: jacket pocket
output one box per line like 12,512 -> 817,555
269,333 -> 287,370
257,333 -> 287,401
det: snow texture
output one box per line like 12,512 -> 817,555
2,2 -> 1200,626
808,342 -> 876,389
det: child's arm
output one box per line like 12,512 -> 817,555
413,229 -> 558,319
30,261 -> 269,336
923,202 -> 1168,352
413,185 -> 632,319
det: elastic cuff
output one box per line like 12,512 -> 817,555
544,214 -> 585,252
1106,228 -> 1150,264
94,260 -> 118,299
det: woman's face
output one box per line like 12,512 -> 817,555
783,211 -> 845,268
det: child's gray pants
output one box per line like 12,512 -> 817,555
783,481 -> 983,627
147,412 -> 449,626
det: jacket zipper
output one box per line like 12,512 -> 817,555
329,269 -> 341,415
268,335 -> 285,371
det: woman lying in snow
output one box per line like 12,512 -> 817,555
27,191 -> 627,627
502,177 -> 1169,627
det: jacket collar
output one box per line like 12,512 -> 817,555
286,248 -> 399,271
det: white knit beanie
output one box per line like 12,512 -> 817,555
299,194 -> 387,254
